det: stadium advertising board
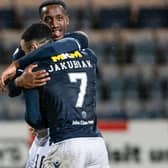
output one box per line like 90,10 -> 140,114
0,122 -> 28,168
99,120 -> 168,168
0,120 -> 168,168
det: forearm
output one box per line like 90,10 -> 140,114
18,38 -> 82,67
24,89 -> 45,129
7,80 -> 22,97
7,47 -> 25,97
7,68 -> 23,97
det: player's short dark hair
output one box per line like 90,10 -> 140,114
21,22 -> 52,42
39,0 -> 67,18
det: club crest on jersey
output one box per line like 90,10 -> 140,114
51,50 -> 83,62
54,161 -> 61,167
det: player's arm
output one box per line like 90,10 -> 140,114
15,64 -> 50,89
65,31 -> 88,48
7,68 -> 23,97
18,31 -> 88,68
0,34 -> 88,90
3,47 -> 50,95
18,36 -> 87,67
24,88 -> 45,129
7,47 -> 25,97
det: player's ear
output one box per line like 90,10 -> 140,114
31,42 -> 39,51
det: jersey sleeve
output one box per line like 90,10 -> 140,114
8,47 -> 25,97
18,37 -> 82,68
7,69 -> 23,97
24,89 -> 45,129
12,47 -> 25,60
65,31 -> 88,48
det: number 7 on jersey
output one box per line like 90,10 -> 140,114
68,72 -> 87,108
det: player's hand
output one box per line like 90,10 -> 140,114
0,62 -> 17,93
0,78 -> 7,93
29,127 -> 36,136
15,64 -> 51,89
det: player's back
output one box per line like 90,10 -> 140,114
38,48 -> 102,143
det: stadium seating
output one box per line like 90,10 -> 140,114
93,0 -> 129,9
21,8 -> 39,28
138,8 -> 168,28
98,7 -> 131,29
1,1 -> 168,120
0,9 -> 17,29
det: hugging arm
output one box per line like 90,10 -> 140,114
24,88 -> 45,129
18,37 -> 85,67
7,47 -> 25,97
19,31 -> 88,68
0,33 -> 88,91
7,68 -> 23,97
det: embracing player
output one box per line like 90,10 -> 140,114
0,1 -> 109,167
1,21 -> 110,168
1,0 -> 89,167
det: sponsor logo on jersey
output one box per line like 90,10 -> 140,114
51,50 -> 83,62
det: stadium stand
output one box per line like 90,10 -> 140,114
138,8 -> 168,28
0,8 -> 18,29
98,7 -> 132,29
1,0 -> 168,120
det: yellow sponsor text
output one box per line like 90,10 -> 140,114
51,50 -> 83,62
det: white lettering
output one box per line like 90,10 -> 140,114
48,60 -> 94,73
86,60 -> 93,68
55,64 -> 61,71
60,62 -> 68,70
66,61 -> 74,69
48,65 -> 54,72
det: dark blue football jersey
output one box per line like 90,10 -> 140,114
8,32 -> 88,97
18,37 -> 83,68
25,48 -> 102,143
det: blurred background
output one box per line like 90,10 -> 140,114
0,0 -> 168,167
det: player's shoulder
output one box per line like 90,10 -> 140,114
72,31 -> 88,39
65,31 -> 88,38
82,48 -> 97,63
12,46 -> 25,60
83,48 -> 96,56
65,31 -> 88,48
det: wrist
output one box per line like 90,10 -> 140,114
13,60 -> 20,69
15,76 -> 23,87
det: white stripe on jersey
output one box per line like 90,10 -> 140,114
12,48 -> 19,56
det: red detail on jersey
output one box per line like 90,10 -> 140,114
28,128 -> 35,147
98,120 -> 128,132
